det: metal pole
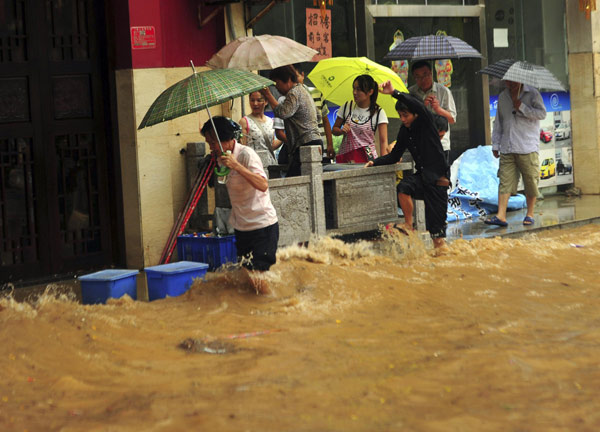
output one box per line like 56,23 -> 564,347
192,59 -> 225,154
206,109 -> 225,154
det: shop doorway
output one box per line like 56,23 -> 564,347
0,0 -> 114,284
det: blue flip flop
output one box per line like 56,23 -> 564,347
523,216 -> 535,225
484,216 -> 508,227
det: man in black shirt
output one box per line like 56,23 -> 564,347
365,80 -> 449,249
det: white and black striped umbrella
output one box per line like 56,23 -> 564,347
383,35 -> 483,61
478,59 -> 566,91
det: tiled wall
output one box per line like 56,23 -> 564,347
116,66 -> 246,267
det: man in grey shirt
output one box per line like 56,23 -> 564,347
260,65 -> 322,177
273,64 -> 335,163
485,81 -> 546,227
408,61 -> 457,162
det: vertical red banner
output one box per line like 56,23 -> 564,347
306,8 -> 332,60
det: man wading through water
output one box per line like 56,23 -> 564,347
365,80 -> 450,251
201,116 -> 279,294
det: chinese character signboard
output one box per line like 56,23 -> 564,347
131,26 -> 156,50
306,9 -> 331,60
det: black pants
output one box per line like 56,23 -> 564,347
277,143 -> 289,165
397,174 -> 448,239
234,222 -> 279,271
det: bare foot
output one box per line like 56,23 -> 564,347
241,269 -> 271,295
432,238 -> 450,256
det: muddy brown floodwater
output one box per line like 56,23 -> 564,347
1,224 -> 600,431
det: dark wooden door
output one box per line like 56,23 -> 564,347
0,0 -> 113,283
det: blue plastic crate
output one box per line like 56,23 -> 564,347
144,261 -> 209,301
177,233 -> 237,270
79,269 -> 139,304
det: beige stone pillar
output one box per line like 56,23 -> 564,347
566,1 -> 600,194
117,67 -> 214,268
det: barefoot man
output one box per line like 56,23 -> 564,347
365,81 -> 449,250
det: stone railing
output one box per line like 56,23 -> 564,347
269,146 -> 412,246
186,143 -> 412,246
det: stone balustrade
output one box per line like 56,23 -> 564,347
186,143 -> 413,246
269,145 -> 412,246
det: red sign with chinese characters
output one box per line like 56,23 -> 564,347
306,9 -> 331,60
131,26 -> 156,50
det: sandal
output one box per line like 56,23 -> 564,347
484,216 -> 508,227
523,216 -> 535,225
385,223 -> 412,236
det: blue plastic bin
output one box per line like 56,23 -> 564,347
144,261 -> 209,301
177,233 -> 237,270
79,269 -> 139,304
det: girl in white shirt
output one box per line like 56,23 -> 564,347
331,74 -> 389,163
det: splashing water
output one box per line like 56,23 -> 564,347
1,225 -> 600,431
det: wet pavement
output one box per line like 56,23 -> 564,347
446,193 -> 600,241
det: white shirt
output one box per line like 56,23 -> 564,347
409,82 -> 456,151
226,142 -> 278,231
336,103 -> 389,129
492,85 -> 547,154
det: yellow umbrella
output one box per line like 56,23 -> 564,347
307,56 -> 408,118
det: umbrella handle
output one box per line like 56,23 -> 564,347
214,165 -> 230,176
214,151 -> 231,176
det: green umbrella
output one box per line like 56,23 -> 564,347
138,65 -> 274,129
138,64 -> 274,175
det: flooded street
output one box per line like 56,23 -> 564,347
2,224 -> 600,431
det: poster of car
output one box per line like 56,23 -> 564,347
489,91 -> 572,189
538,147 -> 557,187
555,146 -> 573,184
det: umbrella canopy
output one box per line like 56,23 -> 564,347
206,34 -> 318,71
138,68 -> 274,129
307,57 -> 409,119
478,59 -> 566,91
384,35 -> 483,61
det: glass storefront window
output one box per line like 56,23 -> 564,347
374,16 -> 485,155
485,0 -> 571,190
485,0 -> 568,94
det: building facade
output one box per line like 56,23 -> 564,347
1,0 -> 599,285
0,0 -> 234,284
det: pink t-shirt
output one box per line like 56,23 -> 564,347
225,142 -> 278,231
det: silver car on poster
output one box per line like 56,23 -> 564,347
555,123 -> 571,140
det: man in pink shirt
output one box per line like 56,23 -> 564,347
201,116 -> 279,294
